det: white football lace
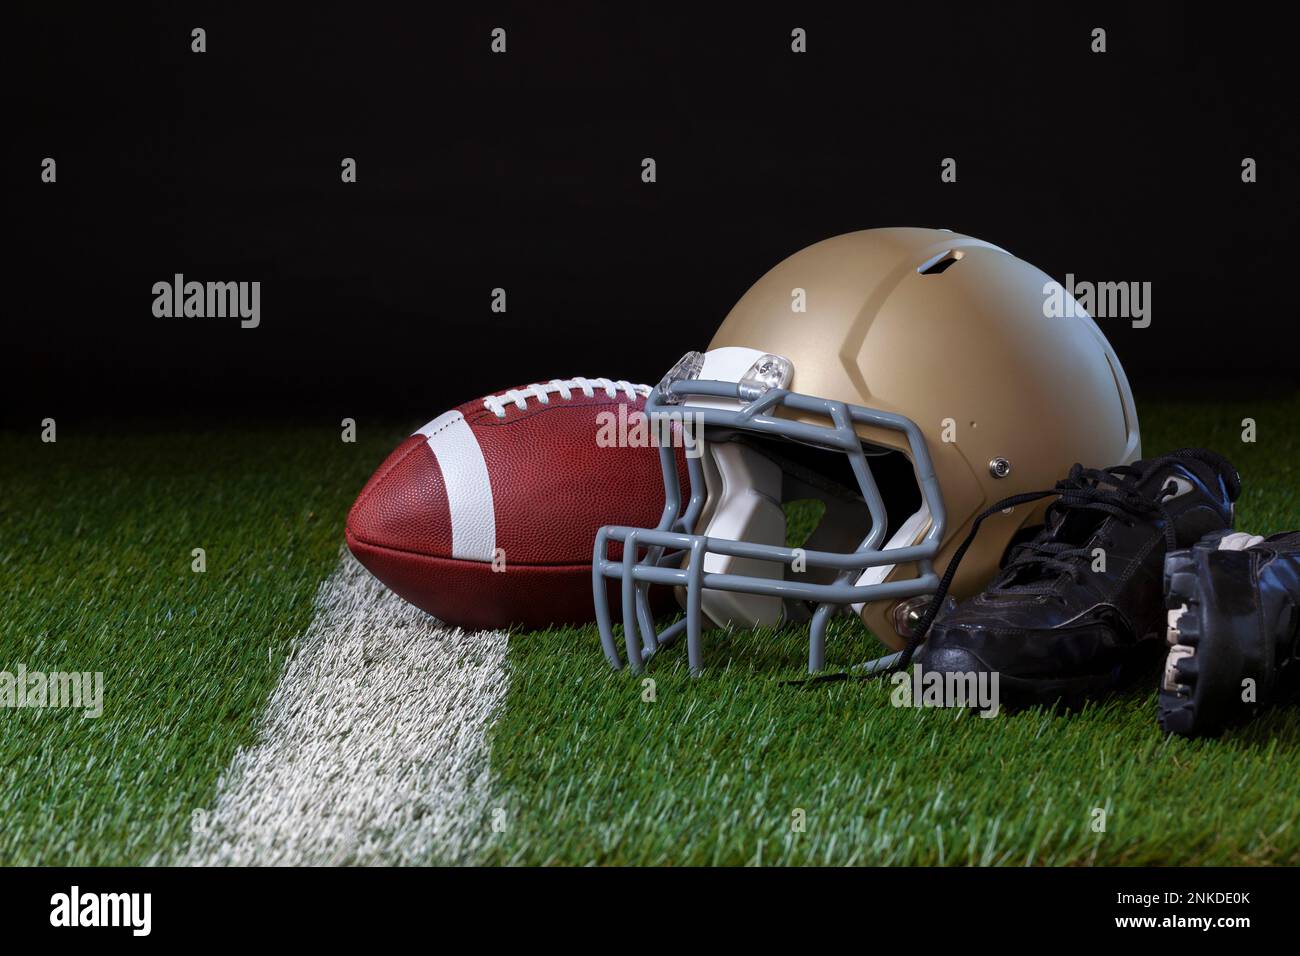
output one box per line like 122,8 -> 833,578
481,377 -> 650,418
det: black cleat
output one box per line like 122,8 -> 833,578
1159,530 -> 1300,737
913,449 -> 1240,709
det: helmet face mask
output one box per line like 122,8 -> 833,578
593,363 -> 948,674
593,228 -> 1141,674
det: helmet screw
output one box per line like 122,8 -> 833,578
989,457 -> 1012,479
892,595 -> 958,638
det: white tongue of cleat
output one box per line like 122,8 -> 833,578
1217,531 -> 1265,551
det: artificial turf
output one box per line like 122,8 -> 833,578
484,394 -> 1300,865
0,396 -> 1297,865
0,421 -> 406,865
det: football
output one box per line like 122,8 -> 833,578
346,376 -> 684,630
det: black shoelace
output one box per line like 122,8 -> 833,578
893,460 -> 1182,671
789,448 -> 1237,686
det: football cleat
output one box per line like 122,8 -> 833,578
911,449 -> 1240,709
1159,530 -> 1300,737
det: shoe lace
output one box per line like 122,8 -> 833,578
893,449 -> 1235,671
988,464 -> 1174,594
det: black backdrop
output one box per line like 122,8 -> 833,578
8,2 -> 1296,424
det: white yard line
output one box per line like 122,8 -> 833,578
178,550 -> 509,866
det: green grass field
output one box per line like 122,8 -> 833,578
0,422 -> 404,865
2,397 -> 1298,866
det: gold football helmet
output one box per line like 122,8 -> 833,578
594,228 -> 1141,672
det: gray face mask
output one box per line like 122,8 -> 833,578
592,348 -> 948,676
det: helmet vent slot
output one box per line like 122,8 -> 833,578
917,250 -> 964,275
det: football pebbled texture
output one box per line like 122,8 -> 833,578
346,377 -> 685,630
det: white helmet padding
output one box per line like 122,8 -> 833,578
698,440 -> 787,627
695,436 -> 891,628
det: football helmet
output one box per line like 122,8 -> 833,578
593,227 -> 1141,673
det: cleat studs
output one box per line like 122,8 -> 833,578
1163,644 -> 1196,692
1165,605 -> 1188,645
1166,571 -> 1198,606
1163,548 -> 1197,603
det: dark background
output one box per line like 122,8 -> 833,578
8,2 -> 1296,425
